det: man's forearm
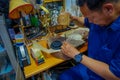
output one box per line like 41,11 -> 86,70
81,55 -> 120,80
71,16 -> 85,26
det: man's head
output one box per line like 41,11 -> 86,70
77,0 -> 120,26
87,0 -> 120,26
86,0 -> 119,11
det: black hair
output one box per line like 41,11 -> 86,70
86,0 -> 120,11
76,0 -> 86,7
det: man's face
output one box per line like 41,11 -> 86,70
80,4 -> 98,24
88,11 -> 110,26
80,3 -> 114,26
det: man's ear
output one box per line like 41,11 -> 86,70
102,3 -> 114,16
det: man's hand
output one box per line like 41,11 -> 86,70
61,41 -> 80,58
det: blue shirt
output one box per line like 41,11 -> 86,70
84,17 -> 120,80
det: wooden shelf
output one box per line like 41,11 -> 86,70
44,0 -> 62,3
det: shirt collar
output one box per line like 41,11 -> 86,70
108,16 -> 120,31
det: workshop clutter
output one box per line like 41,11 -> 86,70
30,41 -> 45,65
47,27 -> 89,60
0,0 -> 89,79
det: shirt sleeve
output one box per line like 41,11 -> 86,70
109,47 -> 120,78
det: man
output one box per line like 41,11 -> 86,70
59,0 -> 120,80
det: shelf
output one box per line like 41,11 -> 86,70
44,0 -> 62,3
0,45 -> 5,54
0,13 -> 25,80
0,45 -> 13,76
0,64 -> 13,76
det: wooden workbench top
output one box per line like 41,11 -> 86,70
24,39 -> 88,78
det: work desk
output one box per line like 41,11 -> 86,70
24,39 -> 88,78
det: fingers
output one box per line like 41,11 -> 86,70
61,41 -> 73,54
61,41 -> 80,58
61,41 -> 68,53
61,41 -> 74,50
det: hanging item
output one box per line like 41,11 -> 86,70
57,12 -> 70,26
9,0 -> 33,19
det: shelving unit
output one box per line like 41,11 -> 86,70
0,13 -> 25,80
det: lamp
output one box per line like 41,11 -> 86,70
9,0 -> 33,19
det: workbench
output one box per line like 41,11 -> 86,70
24,38 -> 88,78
